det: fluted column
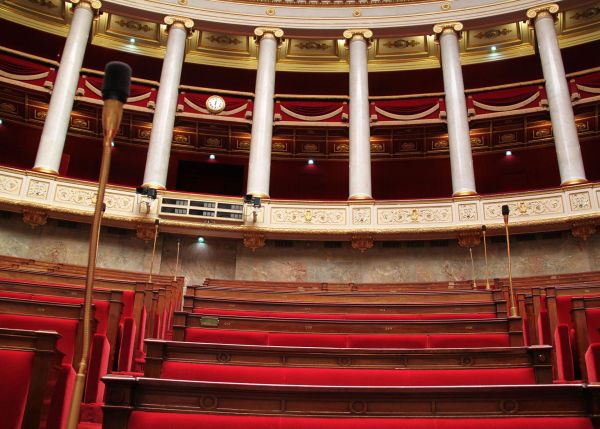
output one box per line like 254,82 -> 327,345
246,27 -> 283,198
527,4 -> 587,185
344,29 -> 373,200
434,22 -> 477,197
142,16 -> 194,189
33,0 -> 101,174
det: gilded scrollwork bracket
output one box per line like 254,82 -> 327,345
243,233 -> 266,251
22,209 -> 48,228
351,234 -> 374,252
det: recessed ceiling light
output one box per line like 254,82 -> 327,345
307,159 -> 315,165
209,154 -> 216,160
505,150 -> 512,156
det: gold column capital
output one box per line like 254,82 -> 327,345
70,0 -> 102,15
254,27 -> 285,45
343,28 -> 373,45
164,15 -> 195,36
526,3 -> 559,21
433,22 -> 463,39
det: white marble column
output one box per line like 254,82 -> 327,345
142,16 -> 194,189
344,29 -> 373,200
527,4 -> 587,185
434,22 -> 477,197
246,27 -> 283,198
33,0 -> 101,174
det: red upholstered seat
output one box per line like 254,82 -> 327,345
184,328 -> 510,349
192,308 -> 496,320
0,314 -> 78,364
126,412 -> 593,429
0,349 -> 33,429
159,362 -> 536,386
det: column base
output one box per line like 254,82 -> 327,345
452,190 -> 478,197
246,192 -> 270,200
31,166 -> 59,175
561,178 -> 588,187
141,183 -> 166,190
348,193 -> 373,201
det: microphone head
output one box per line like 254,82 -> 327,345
482,225 -> 487,232
102,61 -> 132,103
501,205 -> 510,216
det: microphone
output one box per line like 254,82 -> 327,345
101,61 -> 131,143
501,204 -> 510,224
500,204 -> 517,316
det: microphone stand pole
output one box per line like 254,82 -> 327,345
482,225 -> 491,290
502,205 -> 518,317
66,99 -> 122,429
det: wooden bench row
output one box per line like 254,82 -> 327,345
101,375 -> 600,429
183,294 -> 507,318
144,339 -> 553,383
186,284 -> 504,304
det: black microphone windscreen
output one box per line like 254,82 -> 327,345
501,205 -> 510,216
102,61 -> 132,103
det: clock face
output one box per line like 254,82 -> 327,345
206,95 -> 226,114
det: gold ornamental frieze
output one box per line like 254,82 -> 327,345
54,184 -> 135,213
377,206 -> 453,225
352,208 -> 371,225
271,208 -> 346,225
457,203 -> 478,222
569,191 -> 592,211
1,167 -> 600,240
26,180 -> 51,199
0,174 -> 23,196
483,197 -> 563,220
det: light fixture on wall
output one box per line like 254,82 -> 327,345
491,46 -> 497,52
129,38 -> 136,44
209,154 -> 216,160
197,237 -> 205,243
307,159 -> 315,165
505,150 -> 512,156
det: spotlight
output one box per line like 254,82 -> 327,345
505,150 -> 512,156
243,194 -> 261,208
307,159 -> 314,165
197,237 -> 205,243
491,46 -> 497,52
0,118 -> 3,125
129,38 -> 136,44
135,186 -> 158,199
209,154 -> 216,160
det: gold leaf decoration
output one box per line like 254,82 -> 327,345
383,39 -> 420,49
474,28 -> 513,39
